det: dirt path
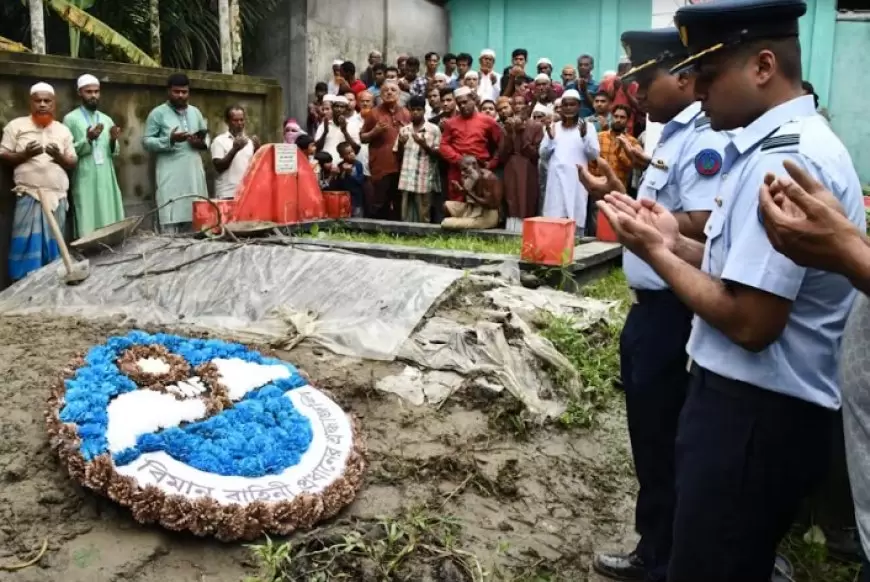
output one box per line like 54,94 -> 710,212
0,315 -> 636,581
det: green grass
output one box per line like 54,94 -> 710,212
538,270 -> 630,428
300,226 -> 524,255
781,526 -> 862,582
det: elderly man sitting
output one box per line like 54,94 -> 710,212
441,155 -> 501,230
0,82 -> 77,280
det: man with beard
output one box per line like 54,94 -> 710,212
500,101 -> 542,232
143,73 -> 208,234
596,1 -> 864,578
315,95 -> 362,162
361,80 -> 410,220
441,155 -> 501,230
477,49 -> 501,102
592,104 -> 638,191
210,105 -> 261,200
0,82 -> 77,280
582,28 -> 727,582
62,74 -> 124,237
439,87 -> 502,204
539,89 -> 599,235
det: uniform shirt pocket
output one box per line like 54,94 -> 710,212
703,208 -> 727,276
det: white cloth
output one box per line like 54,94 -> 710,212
477,70 -> 501,102
347,113 -> 370,176
210,132 -> 255,200
314,116 -> 362,162
30,82 -> 54,95
539,121 -> 600,227
77,74 -> 99,89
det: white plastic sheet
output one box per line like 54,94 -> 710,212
0,237 -> 461,360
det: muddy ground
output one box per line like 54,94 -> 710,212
0,314 -> 636,582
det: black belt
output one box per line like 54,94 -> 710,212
632,288 -> 676,304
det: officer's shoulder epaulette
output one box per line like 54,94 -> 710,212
760,133 -> 800,152
694,115 -> 711,129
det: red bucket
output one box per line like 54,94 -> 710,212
596,209 -> 619,242
192,199 -> 236,234
323,191 -> 352,219
520,217 -> 576,266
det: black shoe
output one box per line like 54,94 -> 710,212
593,551 -> 646,581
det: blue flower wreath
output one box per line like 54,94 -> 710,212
59,331 -> 313,478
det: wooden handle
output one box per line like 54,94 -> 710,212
37,191 -> 74,274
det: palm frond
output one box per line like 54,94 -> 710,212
0,34 -> 30,52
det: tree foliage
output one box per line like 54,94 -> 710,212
0,0 -> 282,70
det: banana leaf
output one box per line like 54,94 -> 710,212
44,0 -> 158,66
68,0 -> 95,58
0,34 -> 31,52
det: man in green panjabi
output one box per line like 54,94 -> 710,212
63,73 -> 125,238
142,73 -> 209,233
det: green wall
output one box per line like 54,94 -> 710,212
447,0 -> 653,77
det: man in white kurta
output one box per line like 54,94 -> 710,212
540,89 -> 600,235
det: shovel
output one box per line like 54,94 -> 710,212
37,189 -> 89,284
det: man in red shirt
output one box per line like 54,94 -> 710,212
339,61 -> 368,96
360,80 -> 410,219
600,58 -> 642,135
439,87 -> 502,202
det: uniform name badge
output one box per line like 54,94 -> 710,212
93,145 -> 106,165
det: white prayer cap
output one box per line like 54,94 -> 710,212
435,72 -> 450,82
619,55 -> 631,65
561,89 -> 580,102
554,98 -> 563,107
30,82 -> 54,95
534,73 -> 551,83
332,95 -> 349,105
323,94 -> 337,103
532,102 -> 552,115
537,57 -> 552,67
332,59 -> 344,66
453,86 -> 472,98
464,70 -> 479,79
77,74 -> 100,89
603,70 -> 617,78
480,49 -> 496,58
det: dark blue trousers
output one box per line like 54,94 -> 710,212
620,289 -> 694,581
668,366 -> 834,582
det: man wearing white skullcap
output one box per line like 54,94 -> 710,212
539,88 -> 599,235
462,70 -> 480,94
0,81 -> 77,280
63,74 -> 125,237
315,87 -> 362,163
439,84 -> 501,208
477,49 -> 501,103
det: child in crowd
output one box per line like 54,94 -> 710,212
314,151 -> 337,190
334,142 -> 366,217
393,95 -> 441,223
296,135 -> 318,176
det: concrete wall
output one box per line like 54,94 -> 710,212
0,52 -> 283,222
250,0 -> 448,124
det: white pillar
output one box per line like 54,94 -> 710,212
218,0 -> 232,74
29,0 -> 46,55
230,0 -> 242,72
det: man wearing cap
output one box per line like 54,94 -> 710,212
439,86 -> 502,205
597,1 -> 864,579
535,58 -> 564,98
529,73 -> 557,108
0,82 -> 77,280
578,28 -> 728,582
143,73 -> 209,234
63,74 -> 124,238
477,49 -> 501,103
315,94 -> 362,162
539,88 -> 599,235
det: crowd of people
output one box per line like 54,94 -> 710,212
291,47 -> 648,234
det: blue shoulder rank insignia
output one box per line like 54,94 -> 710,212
694,149 -> 722,176
761,133 -> 800,151
694,115 -> 711,129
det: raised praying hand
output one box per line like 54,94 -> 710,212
578,158 -> 626,198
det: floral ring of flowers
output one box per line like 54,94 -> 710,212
46,331 -> 367,541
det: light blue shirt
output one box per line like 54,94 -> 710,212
687,95 -> 866,410
624,101 -> 728,290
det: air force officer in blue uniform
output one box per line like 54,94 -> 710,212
596,0 -> 865,580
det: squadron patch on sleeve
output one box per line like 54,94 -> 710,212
694,149 -> 722,176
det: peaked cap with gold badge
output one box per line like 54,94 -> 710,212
670,0 -> 807,74
619,28 -> 688,83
